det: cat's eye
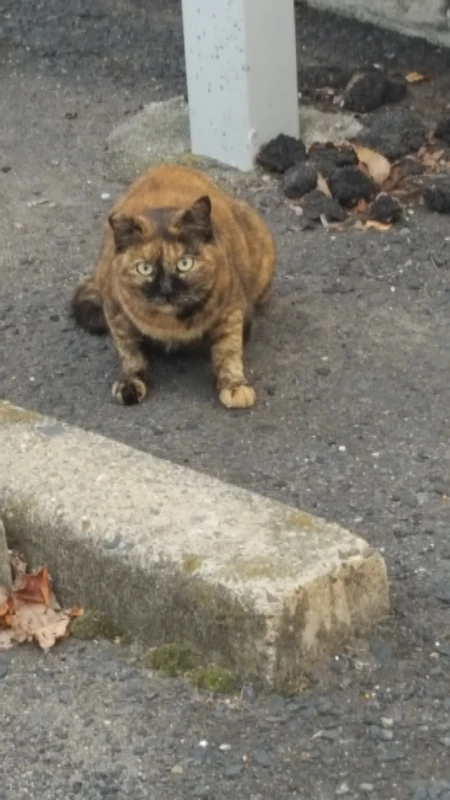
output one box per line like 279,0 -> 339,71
136,261 -> 154,277
176,256 -> 194,273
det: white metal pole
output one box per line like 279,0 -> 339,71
181,0 -> 299,171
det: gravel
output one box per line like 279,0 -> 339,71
0,1 -> 450,798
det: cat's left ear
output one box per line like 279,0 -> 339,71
179,195 -> 213,242
109,213 -> 145,252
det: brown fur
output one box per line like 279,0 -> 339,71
71,164 -> 275,409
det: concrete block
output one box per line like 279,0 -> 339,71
0,518 -> 12,589
0,401 -> 389,687
306,0 -> 450,48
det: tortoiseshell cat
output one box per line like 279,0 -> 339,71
71,164 -> 275,409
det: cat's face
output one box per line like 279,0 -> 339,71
109,196 -> 217,318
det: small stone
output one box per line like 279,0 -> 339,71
1,165 -> 11,173
191,746 -> 207,765
369,193 -> 402,224
316,366 -> 331,377
424,183 -> 450,214
329,167 -> 375,208
283,163 -> 318,199
320,728 -> 340,742
370,725 -> 393,741
225,763 -> 244,778
219,743 -> 232,752
407,280 -> 423,291
435,116 -> 450,145
435,582 -> 450,605
192,786 -> 209,799
370,640 -> 394,661
360,784 -> 375,794
412,789 -> 428,800
252,748 -> 271,767
257,133 -> 306,174
171,764 -> 184,775
380,717 -> 394,729
132,744 -> 147,756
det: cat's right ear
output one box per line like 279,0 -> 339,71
109,214 -> 144,252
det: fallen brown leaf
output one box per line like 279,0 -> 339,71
14,566 -> 52,607
352,144 -> 391,186
418,148 -> 445,171
364,220 -> 392,231
0,553 -> 81,650
405,71 -> 430,84
355,198 -> 369,214
381,163 -> 404,193
316,173 -> 332,197
0,587 -> 9,618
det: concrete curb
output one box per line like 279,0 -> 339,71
0,401 -> 389,687
306,0 -> 450,50
0,518 -> 12,589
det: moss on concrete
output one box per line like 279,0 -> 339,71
72,610 -> 130,643
181,554 -> 203,575
189,665 -> 236,693
0,402 -> 38,425
143,642 -> 201,677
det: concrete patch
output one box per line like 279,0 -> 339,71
106,95 -> 227,183
306,0 -> 450,48
299,106 -> 363,147
0,400 -> 389,686
106,96 -> 362,183
0,518 -> 12,589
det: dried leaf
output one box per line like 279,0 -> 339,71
364,220 -> 392,231
418,148 -> 445,171
14,566 -> 52,607
0,587 -> 9,618
0,630 -> 13,650
382,164 -> 404,193
353,145 -> 391,186
355,198 -> 369,214
317,173 -> 332,197
405,71 -> 430,84
0,554 -> 81,650
11,601 -> 72,650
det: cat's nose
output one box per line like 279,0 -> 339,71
159,276 -> 173,297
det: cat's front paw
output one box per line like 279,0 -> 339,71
112,376 -> 147,406
219,384 -> 256,409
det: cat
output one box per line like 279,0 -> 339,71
71,163 -> 275,409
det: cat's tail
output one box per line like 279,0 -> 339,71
71,276 -> 108,336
